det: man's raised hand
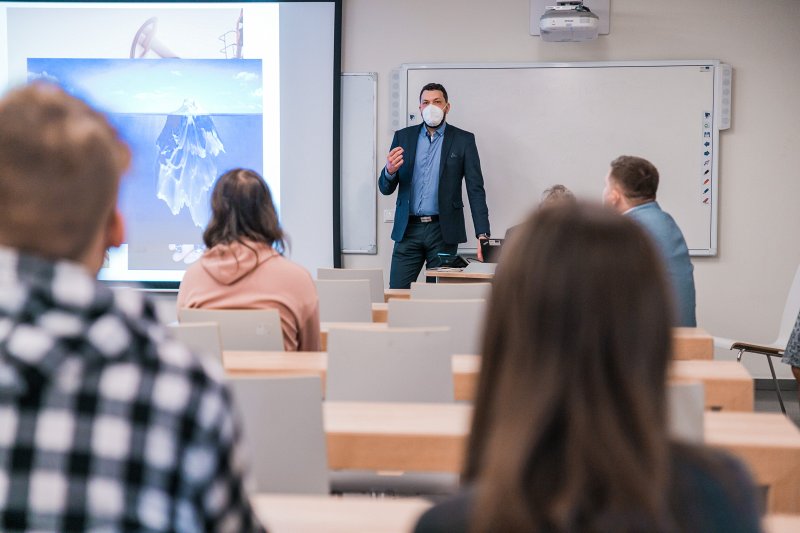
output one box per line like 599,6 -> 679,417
386,146 -> 404,175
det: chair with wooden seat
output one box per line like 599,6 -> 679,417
317,268 -> 385,304
315,279 -> 373,323
716,264 -> 800,414
388,298 -> 487,355
178,308 -> 284,351
167,322 -> 223,363
226,375 -> 329,494
410,281 -> 491,300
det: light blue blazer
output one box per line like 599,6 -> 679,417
627,202 -> 697,327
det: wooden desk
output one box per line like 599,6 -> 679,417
372,302 -> 388,323
669,360 -> 753,411
319,323 -> 710,359
425,269 -> 493,283
325,402 -> 470,473
224,351 -> 477,401
704,412 -> 800,513
323,403 -> 800,513
224,352 -> 748,410
253,494 -> 430,533
672,327 -> 714,360
384,288 -> 411,302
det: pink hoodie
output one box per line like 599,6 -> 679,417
177,240 -> 320,351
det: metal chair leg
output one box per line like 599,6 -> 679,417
765,354 -> 787,415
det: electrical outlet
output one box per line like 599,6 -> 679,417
383,209 -> 395,222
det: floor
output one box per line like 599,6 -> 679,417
754,387 -> 800,427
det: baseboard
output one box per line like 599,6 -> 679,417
754,378 -> 797,391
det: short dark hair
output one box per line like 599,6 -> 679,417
540,184 -> 576,206
203,168 -> 287,254
419,83 -> 448,102
608,155 -> 659,201
0,82 -> 130,261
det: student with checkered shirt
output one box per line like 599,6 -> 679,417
0,83 -> 265,532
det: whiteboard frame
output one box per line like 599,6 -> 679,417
341,72 -> 378,254
401,60 -> 723,256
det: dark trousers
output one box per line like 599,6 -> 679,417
389,221 -> 458,289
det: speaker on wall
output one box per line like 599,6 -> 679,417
390,69 -> 401,131
715,63 -> 732,130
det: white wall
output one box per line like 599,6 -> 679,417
340,0 -> 800,378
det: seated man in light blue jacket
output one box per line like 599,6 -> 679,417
602,155 -> 697,327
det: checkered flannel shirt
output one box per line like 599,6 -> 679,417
0,248 -> 265,532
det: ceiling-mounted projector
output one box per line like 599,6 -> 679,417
540,1 -> 599,42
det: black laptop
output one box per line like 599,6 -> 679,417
480,238 -> 504,263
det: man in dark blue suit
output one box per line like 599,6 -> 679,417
378,83 -> 490,288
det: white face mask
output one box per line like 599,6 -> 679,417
422,104 -> 445,128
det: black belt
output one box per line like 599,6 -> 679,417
409,214 -> 439,223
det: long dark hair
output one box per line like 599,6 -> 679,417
203,168 -> 287,254
465,203 -> 675,532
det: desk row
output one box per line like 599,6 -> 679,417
224,351 -> 753,410
254,494 -> 800,533
317,403 -> 800,513
328,321 -> 715,360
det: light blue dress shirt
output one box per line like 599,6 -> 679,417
409,122 -> 446,215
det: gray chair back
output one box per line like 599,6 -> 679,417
410,282 -> 491,300
226,376 -> 329,494
317,268 -> 385,304
315,279 -> 372,322
326,327 -> 453,403
667,381 -> 705,443
388,299 -> 486,355
167,322 -> 223,362
178,308 -> 284,351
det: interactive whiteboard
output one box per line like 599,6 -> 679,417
403,61 -> 726,255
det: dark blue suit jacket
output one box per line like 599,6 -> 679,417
377,123 -> 490,245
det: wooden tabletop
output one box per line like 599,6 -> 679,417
372,302 -> 388,323
253,494 -> 430,533
425,269 -> 494,282
669,360 -> 753,411
672,327 -> 714,360
319,322 -> 711,359
704,412 -> 800,512
224,352 -> 749,410
253,492 -> 798,533
384,288 -> 411,302
322,402 -> 800,513
324,402 -> 470,473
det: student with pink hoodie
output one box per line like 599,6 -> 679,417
178,168 -> 320,351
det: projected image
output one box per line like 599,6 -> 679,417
28,58 -> 264,270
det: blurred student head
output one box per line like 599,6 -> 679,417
540,183 -> 576,206
603,155 -> 660,212
203,168 -> 287,253
465,202 -> 675,532
0,82 -> 129,272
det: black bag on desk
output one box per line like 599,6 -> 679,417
436,253 -> 469,268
